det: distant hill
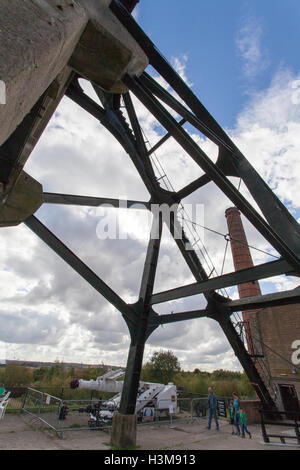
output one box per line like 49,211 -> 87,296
3,359 -> 125,370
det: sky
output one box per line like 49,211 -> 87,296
0,0 -> 300,373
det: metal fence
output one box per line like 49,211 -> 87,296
260,410 -> 300,446
18,388 -> 233,438
22,388 -> 63,436
21,388 -> 115,438
2,385 -> 106,413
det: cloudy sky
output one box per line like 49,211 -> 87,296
1,0 -> 300,372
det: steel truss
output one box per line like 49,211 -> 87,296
1,0 -> 300,415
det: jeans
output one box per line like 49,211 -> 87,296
234,413 -> 240,434
208,408 -> 219,429
241,424 -> 251,437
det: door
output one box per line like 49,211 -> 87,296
279,384 -> 300,419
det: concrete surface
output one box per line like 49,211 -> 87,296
0,0 -> 148,146
111,412 -> 137,448
0,171 -> 42,227
0,414 -> 299,451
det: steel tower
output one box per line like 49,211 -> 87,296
1,0 -> 300,446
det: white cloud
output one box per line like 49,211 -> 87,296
236,17 -> 269,79
171,55 -> 193,87
132,4 -> 139,21
232,68 -> 300,210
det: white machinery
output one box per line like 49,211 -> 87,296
70,369 -> 178,425
0,391 -> 10,421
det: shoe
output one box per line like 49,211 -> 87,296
232,431 -> 235,435
207,427 -> 211,430
249,434 -> 252,439
216,428 -> 219,431
241,435 -> 245,438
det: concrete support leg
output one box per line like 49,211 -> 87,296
111,412 -> 137,449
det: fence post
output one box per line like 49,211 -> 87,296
21,388 -> 28,413
191,398 -> 195,420
295,416 -> 300,445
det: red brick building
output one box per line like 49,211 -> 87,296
225,207 -> 300,414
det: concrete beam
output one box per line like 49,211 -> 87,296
0,171 -> 42,227
0,0 -> 148,146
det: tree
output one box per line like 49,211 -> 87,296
140,362 -> 154,382
33,366 -> 48,382
3,363 -> 32,387
148,350 -> 181,384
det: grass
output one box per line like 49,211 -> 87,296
110,444 -> 141,450
103,440 -> 141,451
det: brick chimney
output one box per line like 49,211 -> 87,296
225,207 -> 263,356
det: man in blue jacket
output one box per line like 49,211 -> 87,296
207,387 -> 219,430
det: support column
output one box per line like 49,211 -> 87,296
111,214 -> 162,448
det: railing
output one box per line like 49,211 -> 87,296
1,385 -> 106,413
260,409 -> 300,446
21,387 -> 117,437
19,388 -> 234,438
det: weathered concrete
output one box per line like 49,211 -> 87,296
0,0 -> 148,146
111,412 -> 137,449
0,171 -> 42,227
0,66 -> 74,206
0,0 -> 87,146
69,20 -> 133,93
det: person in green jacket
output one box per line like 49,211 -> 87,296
239,407 -> 252,438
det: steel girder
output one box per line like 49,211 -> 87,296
1,0 -> 299,415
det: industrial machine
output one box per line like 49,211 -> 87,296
70,368 -> 178,427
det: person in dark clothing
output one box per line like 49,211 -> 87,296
207,387 -> 219,430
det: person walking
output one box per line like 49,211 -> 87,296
232,392 -> 241,435
207,387 -> 219,431
239,407 -> 252,438
228,400 -> 235,435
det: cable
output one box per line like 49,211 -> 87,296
250,322 -> 300,372
221,239 -> 229,276
139,124 -> 230,296
181,217 -> 280,260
